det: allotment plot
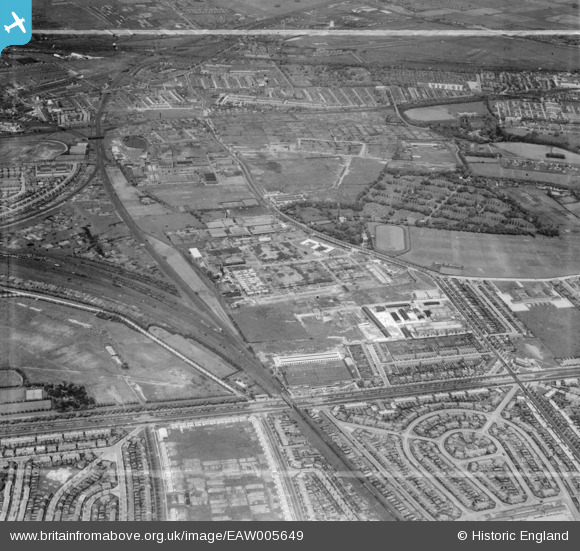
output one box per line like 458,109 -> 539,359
157,417 -> 290,521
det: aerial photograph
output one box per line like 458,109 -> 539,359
0,0 -> 580,525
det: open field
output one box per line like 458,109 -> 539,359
211,0 -> 331,17
147,235 -> 234,332
516,305 -> 580,358
0,299 -> 228,405
493,143 -> 580,165
468,159 -> 580,186
247,153 -> 342,195
0,369 -> 23,387
334,157 -> 386,201
150,184 -> 254,211
405,102 -> 488,122
232,304 -> 311,344
358,36 -> 580,72
401,227 -> 580,278
106,167 -> 172,218
0,136 -> 69,163
283,360 -> 352,387
149,327 -> 238,379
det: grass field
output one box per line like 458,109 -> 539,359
405,102 -> 488,122
334,157 -> 386,201
371,224 -> 408,253
402,227 -> 580,278
149,327 -> 238,378
355,36 -> 580,72
0,369 -> 23,388
0,387 -> 26,404
0,300 -> 228,405
516,305 -> 580,358
468,159 -> 580,186
247,153 -> 342,195
233,299 -> 363,352
492,143 -> 580,165
232,304 -> 311,343
0,136 -> 68,162
149,184 -> 254,211
211,0 -> 330,17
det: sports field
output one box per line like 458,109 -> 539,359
402,227 -> 580,278
405,102 -> 488,122
371,224 -> 408,254
516,305 -> 580,358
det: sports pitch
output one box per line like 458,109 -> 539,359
402,227 -> 580,278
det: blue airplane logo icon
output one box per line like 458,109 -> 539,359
1,1 -> 31,54
4,11 -> 25,34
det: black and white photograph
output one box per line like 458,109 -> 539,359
0,1 -> 579,546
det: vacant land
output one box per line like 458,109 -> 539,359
402,227 -> 580,278
232,304 -> 311,344
150,183 -> 254,211
333,157 -> 386,202
248,153 -> 343,195
149,327 -> 238,379
0,300 -> 228,404
516,305 -> 580,358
